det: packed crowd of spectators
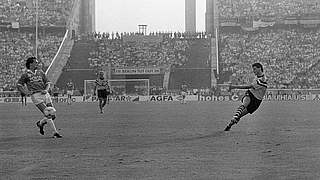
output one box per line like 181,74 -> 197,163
0,30 -> 63,91
82,31 -> 208,41
88,32 -> 193,69
220,27 -> 320,88
0,0 -> 74,27
293,60 -> 320,89
218,0 -> 320,21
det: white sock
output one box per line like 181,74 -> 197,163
47,119 -> 58,134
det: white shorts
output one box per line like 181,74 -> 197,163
31,92 -> 53,105
181,91 -> 187,96
67,90 -> 73,96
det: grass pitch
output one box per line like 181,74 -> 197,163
1,101 -> 320,179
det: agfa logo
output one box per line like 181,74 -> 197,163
150,95 -> 174,101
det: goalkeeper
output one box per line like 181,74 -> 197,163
224,63 -> 268,131
17,57 -> 62,138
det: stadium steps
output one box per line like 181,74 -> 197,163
169,39 -> 211,89
56,40 -> 96,93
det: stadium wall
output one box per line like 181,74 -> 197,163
1,92 -> 320,104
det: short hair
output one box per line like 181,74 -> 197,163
26,57 -> 37,69
252,62 -> 263,72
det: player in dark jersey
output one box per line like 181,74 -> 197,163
17,57 -> 62,138
93,71 -> 111,113
224,63 -> 268,131
66,79 -> 74,105
20,91 -> 27,106
180,81 -> 188,104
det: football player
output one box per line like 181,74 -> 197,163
17,57 -> 62,138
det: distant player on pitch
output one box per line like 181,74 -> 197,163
20,90 -> 27,106
180,81 -> 188,104
224,63 -> 268,131
93,71 -> 111,113
66,79 -> 74,105
17,57 -> 62,138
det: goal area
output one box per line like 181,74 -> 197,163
84,79 -> 150,96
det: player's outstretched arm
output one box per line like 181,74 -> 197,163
230,84 -> 253,90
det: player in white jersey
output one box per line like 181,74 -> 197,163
94,71 -> 111,113
224,63 -> 268,131
17,57 -> 62,138
66,79 -> 74,105
180,81 -> 188,104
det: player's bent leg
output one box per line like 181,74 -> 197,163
102,99 -> 107,108
233,104 -> 249,122
35,103 -> 49,135
36,103 -> 47,116
36,117 -> 48,135
46,118 -> 61,138
47,119 -> 62,138
42,106 -> 62,138
224,97 -> 251,131
99,99 -> 103,113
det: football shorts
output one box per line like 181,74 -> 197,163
181,91 -> 187,96
67,90 -> 73,96
242,90 -> 262,114
97,89 -> 110,99
31,92 -> 53,105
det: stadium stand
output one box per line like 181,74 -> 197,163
0,0 -> 74,27
0,0 -> 75,92
218,0 -> 320,21
0,30 -> 64,91
88,33 -> 191,69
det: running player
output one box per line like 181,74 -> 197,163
17,57 -> 62,138
180,81 -> 188,104
224,63 -> 268,131
66,79 -> 74,105
93,71 -> 111,113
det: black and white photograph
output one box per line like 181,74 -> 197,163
1,0 -> 320,179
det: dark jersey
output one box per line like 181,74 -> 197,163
17,70 -> 49,93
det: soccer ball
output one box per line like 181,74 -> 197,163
44,107 -> 56,116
